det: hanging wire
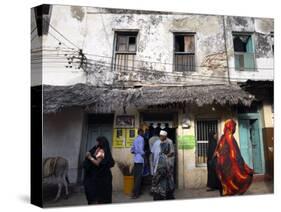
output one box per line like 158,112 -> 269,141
30,20 -> 273,82
31,56 -> 273,81
31,48 -> 274,71
31,58 -> 272,83
42,18 -> 81,50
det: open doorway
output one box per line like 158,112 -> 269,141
140,112 -> 178,187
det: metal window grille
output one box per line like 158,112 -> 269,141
196,120 -> 218,166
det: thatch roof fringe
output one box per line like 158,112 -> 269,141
43,83 -> 255,114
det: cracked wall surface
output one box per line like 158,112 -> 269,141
31,6 -> 274,86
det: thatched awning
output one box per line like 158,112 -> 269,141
43,83 -> 255,114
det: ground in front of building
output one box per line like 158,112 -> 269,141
43,180 -> 273,208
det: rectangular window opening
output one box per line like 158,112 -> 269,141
196,120 -> 218,166
174,34 -> 195,72
233,33 -> 255,71
114,32 -> 138,73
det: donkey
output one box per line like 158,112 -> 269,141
43,157 -> 70,202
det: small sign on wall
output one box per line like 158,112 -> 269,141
125,128 -> 138,147
177,135 -> 196,149
115,115 -> 135,128
113,128 -> 126,147
112,128 -> 138,148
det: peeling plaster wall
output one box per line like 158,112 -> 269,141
33,6 -> 274,86
38,6 -> 231,86
84,11 -> 229,85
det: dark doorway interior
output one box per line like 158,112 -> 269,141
140,112 -> 178,187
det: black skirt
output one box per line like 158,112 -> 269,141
83,165 -> 113,204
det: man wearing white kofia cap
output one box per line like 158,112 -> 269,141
150,130 -> 175,200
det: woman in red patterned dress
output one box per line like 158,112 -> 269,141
214,119 -> 254,196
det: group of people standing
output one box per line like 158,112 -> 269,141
82,118 -> 254,205
130,128 -> 175,200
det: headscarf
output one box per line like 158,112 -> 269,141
224,119 -> 236,135
96,136 -> 115,168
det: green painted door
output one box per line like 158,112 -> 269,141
239,119 -> 253,168
86,124 -> 113,151
250,119 -> 263,173
239,118 -> 263,174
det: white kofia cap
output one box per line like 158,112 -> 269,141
159,130 -> 168,136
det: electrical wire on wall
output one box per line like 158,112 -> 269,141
31,18 -> 274,84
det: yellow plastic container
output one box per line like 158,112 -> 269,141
123,175 -> 134,195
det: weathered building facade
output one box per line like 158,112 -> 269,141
31,5 -> 274,191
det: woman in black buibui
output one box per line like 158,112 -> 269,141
206,131 -> 220,191
83,136 -> 115,204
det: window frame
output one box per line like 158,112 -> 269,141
195,118 -> 219,167
112,30 -> 139,73
173,32 -> 196,72
115,31 -> 138,54
232,32 -> 256,72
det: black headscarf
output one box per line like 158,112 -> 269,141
96,136 -> 115,168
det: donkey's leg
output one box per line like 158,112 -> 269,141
54,181 -> 62,202
62,175 -> 69,198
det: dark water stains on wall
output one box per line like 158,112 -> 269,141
113,14 -> 134,25
227,16 -> 254,29
71,6 -> 85,22
232,17 -> 248,26
150,15 -> 163,26
255,32 -> 273,58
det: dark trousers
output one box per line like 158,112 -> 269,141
132,163 -> 143,196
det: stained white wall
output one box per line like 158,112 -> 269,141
31,6 -> 274,86
30,5 -> 228,86
43,108 -> 84,183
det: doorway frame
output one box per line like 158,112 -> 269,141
238,113 -> 265,174
77,112 -> 115,184
139,110 -> 179,187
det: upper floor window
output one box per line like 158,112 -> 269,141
116,32 -> 137,53
174,34 -> 195,72
114,31 -> 138,72
233,33 -> 255,71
